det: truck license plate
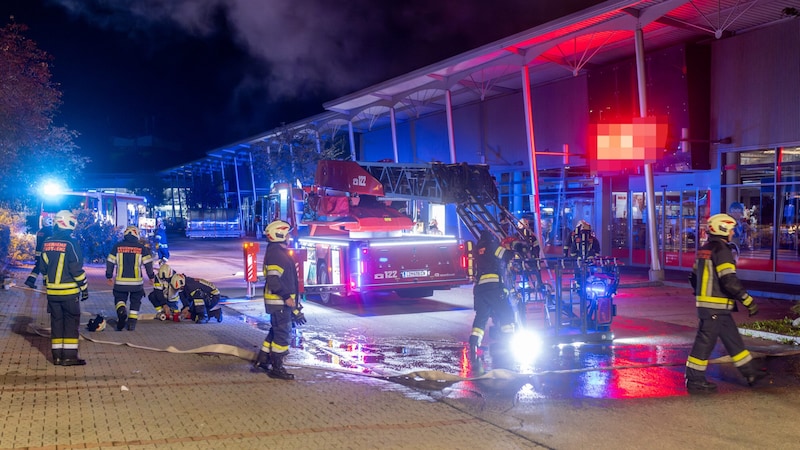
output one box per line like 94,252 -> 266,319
402,270 -> 429,278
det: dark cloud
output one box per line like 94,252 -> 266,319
4,0 -> 604,171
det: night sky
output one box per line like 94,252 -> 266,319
1,0 -> 603,173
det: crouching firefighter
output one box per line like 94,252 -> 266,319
106,226 -> 155,331
253,220 -> 301,380
468,232 -> 518,365
148,264 -> 182,322
170,274 -> 222,323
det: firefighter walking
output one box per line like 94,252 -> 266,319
253,220 -> 305,380
468,233 -> 518,365
106,226 -> 155,331
40,210 -> 89,366
685,213 -> 767,394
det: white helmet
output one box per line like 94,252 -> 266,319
123,225 -> 140,239
265,220 -> 292,243
707,213 -> 737,237
170,273 -> 186,291
54,210 -> 77,230
158,263 -> 176,280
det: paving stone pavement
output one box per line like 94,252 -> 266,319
0,264 -> 543,450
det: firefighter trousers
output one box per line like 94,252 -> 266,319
113,289 -> 144,321
685,312 -> 759,381
264,305 -> 292,356
47,295 -> 81,360
471,283 -> 515,341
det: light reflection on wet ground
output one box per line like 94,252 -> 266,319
273,318 -> 695,401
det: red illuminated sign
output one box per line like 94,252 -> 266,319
588,117 -> 668,172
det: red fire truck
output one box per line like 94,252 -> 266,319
267,160 -> 472,303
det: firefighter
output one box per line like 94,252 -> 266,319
147,263 -> 181,322
170,273 -> 223,323
685,213 -> 767,394
253,219 -> 303,380
517,217 -> 541,259
24,215 -> 54,289
468,232 -> 518,364
106,226 -> 156,331
40,210 -> 88,366
564,220 -> 601,259
154,220 -> 170,264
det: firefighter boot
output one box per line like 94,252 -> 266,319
252,350 -> 271,373
115,307 -> 128,331
127,318 -> 137,331
685,379 -> 717,394
468,335 -> 480,362
268,353 -> 295,380
52,349 -> 63,366
742,363 -> 769,387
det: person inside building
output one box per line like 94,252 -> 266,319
468,232 -> 518,367
24,215 -> 54,289
40,210 -> 89,366
147,263 -> 182,322
685,213 -> 767,394
253,219 -> 304,380
106,226 -> 156,331
170,273 -> 223,323
154,220 -> 170,264
564,220 -> 601,259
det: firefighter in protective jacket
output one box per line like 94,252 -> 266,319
40,210 -> 88,366
468,232 -> 517,364
24,215 -> 54,289
170,273 -> 222,323
685,213 -> 766,394
564,220 -> 600,259
147,263 -> 182,322
253,219 -> 302,380
106,226 -> 155,331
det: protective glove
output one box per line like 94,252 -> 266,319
24,276 -> 37,289
291,308 -> 307,326
743,295 -> 758,316
81,289 -> 89,301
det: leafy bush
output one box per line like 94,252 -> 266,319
0,208 -> 36,272
72,210 -> 121,263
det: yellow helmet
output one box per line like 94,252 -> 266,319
576,220 -> 592,232
707,213 -> 737,237
123,225 -> 140,239
54,210 -> 77,230
265,220 -> 292,243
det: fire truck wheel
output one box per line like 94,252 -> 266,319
316,261 -> 335,305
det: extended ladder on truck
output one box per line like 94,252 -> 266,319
356,161 -> 529,245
